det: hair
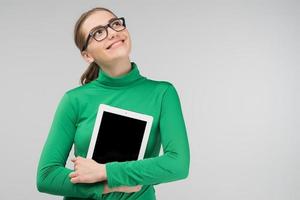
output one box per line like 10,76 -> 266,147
73,7 -> 117,85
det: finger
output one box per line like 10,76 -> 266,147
70,176 -> 81,184
136,185 -> 142,190
71,157 -> 76,162
69,172 -> 77,178
132,186 -> 141,191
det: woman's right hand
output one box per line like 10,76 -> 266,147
103,182 -> 142,194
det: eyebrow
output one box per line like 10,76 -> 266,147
89,17 -> 118,33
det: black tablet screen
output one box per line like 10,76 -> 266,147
92,111 -> 147,164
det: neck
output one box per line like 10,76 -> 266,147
94,61 -> 146,88
97,57 -> 131,77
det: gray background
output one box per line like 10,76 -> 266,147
0,0 -> 299,199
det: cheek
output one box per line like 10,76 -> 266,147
125,37 -> 132,53
125,32 -> 131,43
126,40 -> 131,53
90,44 -> 108,57
126,34 -> 132,48
121,32 -> 131,48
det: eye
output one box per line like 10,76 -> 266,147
111,20 -> 122,27
93,28 -> 106,38
95,29 -> 104,35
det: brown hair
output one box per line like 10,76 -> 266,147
73,7 -> 117,85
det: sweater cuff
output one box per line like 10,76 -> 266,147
95,182 -> 105,200
105,161 -> 120,188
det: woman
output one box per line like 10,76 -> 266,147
36,6 -> 190,200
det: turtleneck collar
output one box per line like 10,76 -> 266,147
94,61 -> 146,88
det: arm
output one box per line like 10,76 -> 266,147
105,83 -> 190,187
103,181 -> 142,194
36,93 -> 104,200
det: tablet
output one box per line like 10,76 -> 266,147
86,103 -> 153,164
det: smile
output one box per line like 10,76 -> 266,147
107,40 -> 125,50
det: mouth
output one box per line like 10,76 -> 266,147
106,39 -> 125,50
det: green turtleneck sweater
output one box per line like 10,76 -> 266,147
36,62 -> 190,200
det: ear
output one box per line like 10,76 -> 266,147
81,51 -> 95,64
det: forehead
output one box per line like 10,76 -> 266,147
82,11 -> 116,36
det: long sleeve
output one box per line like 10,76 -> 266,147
36,92 -> 104,199
105,83 -> 190,187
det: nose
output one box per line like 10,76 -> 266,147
107,26 -> 117,40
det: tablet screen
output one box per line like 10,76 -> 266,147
92,111 -> 147,164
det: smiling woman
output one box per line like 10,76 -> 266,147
75,8 -> 133,84
36,6 -> 190,200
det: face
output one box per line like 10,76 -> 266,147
80,11 -> 132,65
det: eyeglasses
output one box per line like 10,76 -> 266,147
81,17 -> 126,51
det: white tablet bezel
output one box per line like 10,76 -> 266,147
86,103 -> 153,162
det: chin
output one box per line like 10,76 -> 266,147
110,54 -> 130,62
106,48 -> 130,59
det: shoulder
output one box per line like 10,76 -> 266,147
143,77 -> 176,94
63,82 -> 93,98
144,78 -> 182,102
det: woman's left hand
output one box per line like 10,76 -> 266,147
69,156 -> 107,184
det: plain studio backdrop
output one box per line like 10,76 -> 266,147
0,0 -> 299,199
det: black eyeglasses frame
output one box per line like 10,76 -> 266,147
81,17 -> 126,52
